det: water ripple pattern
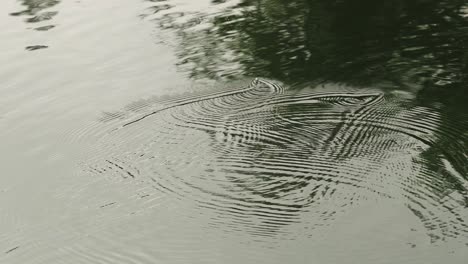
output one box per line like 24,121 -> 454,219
86,78 -> 468,243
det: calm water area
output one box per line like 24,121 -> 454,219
0,0 -> 467,263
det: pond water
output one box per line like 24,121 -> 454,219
0,0 -> 467,263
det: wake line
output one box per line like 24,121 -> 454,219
122,78 -> 281,127
121,78 -> 383,128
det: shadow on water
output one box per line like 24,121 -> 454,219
86,0 -> 467,243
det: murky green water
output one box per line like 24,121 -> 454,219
0,0 -> 467,263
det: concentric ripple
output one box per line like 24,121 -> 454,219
85,78 -> 468,242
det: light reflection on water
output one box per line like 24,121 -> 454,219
0,0 -> 467,263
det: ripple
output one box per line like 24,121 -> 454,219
84,78 -> 467,242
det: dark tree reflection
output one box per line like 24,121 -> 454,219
146,0 -> 467,171
10,0 -> 60,24
147,0 -> 467,86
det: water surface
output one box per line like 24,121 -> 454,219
0,0 -> 467,263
